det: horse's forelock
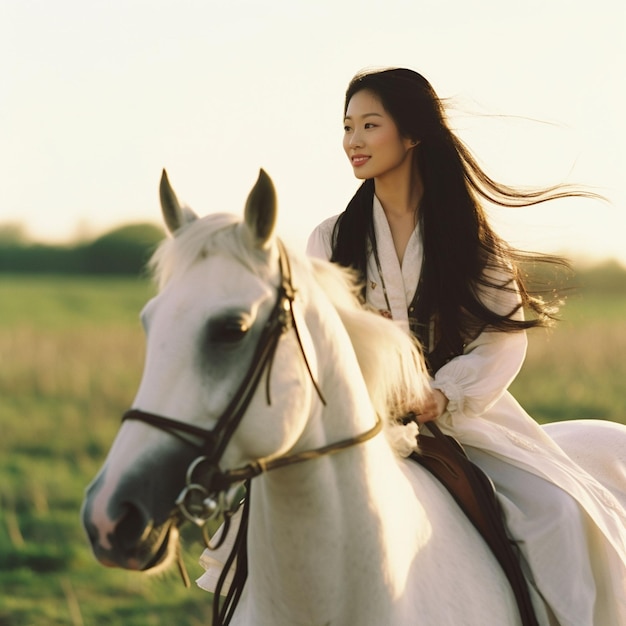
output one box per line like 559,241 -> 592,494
148,213 -> 260,290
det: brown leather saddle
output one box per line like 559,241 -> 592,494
411,421 -> 540,626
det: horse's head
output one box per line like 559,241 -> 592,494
81,170 -> 324,573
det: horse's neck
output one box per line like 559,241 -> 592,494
244,398 -> 423,624
238,306 -> 426,624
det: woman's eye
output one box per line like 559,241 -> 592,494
364,123 -> 377,129
343,125 -> 352,133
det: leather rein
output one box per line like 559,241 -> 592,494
121,238 -> 383,556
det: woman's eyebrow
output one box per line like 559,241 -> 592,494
344,112 -> 384,121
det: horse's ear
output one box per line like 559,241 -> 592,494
159,169 -> 198,234
243,169 -> 277,249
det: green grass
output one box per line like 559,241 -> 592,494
511,292 -> 626,424
0,275 -> 155,329
1,273 -> 625,625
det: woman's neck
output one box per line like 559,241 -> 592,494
374,166 -> 423,219
374,170 -> 423,265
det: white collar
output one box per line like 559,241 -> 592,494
371,195 -> 423,320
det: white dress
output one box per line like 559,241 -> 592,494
306,196 -> 626,626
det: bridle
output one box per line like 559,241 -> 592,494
121,239 -> 383,621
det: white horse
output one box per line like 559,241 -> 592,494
82,170 -> 626,626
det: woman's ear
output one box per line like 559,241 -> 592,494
405,137 -> 420,150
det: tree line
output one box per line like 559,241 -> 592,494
0,223 -> 165,275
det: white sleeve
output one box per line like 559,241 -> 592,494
306,215 -> 339,261
432,329 -> 527,417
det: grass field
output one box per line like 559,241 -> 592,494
511,288 -> 626,424
1,273 -> 625,625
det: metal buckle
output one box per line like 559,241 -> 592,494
175,456 -> 246,527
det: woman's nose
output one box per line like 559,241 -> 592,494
348,130 -> 363,148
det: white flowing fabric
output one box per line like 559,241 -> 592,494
305,197 -> 626,626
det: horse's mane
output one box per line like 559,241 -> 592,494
148,214 -> 431,452
305,256 -> 431,425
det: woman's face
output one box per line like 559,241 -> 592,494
343,89 -> 415,181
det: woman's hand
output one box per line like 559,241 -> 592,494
416,388 -> 448,423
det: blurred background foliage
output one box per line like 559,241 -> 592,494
0,223 -> 164,275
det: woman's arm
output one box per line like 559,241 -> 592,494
431,328 -> 527,418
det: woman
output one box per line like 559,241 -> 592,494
307,68 -> 626,626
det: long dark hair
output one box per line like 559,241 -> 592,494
331,68 -> 597,366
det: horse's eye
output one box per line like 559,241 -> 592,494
208,316 -> 250,344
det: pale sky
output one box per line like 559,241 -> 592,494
1,0 -> 625,265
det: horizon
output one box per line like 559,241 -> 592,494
3,214 -> 626,272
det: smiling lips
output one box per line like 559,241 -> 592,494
351,154 -> 370,167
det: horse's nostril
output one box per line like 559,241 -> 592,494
115,502 -> 152,551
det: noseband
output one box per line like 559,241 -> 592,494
122,239 -> 382,535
